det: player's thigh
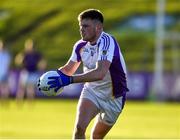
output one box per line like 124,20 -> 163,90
75,98 -> 99,129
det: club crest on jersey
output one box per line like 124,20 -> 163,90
102,50 -> 108,55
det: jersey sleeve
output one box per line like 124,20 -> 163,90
98,34 -> 115,62
69,40 -> 87,62
69,41 -> 79,62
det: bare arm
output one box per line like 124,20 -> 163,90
59,60 -> 81,76
73,60 -> 111,83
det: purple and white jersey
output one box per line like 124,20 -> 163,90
70,31 -> 129,99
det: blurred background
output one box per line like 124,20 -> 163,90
0,0 -> 180,139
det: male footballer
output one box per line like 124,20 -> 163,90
47,9 -> 129,139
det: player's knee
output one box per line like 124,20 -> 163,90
92,131 -> 104,139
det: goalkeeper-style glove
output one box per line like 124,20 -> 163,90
47,70 -> 73,92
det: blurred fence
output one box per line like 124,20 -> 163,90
8,70 -> 180,101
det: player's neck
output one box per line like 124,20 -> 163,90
90,31 -> 102,45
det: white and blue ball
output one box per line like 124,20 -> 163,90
37,71 -> 63,96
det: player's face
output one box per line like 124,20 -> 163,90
79,19 -> 98,43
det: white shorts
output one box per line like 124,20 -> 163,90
80,88 -> 126,126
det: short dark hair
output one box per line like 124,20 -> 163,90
78,9 -> 104,23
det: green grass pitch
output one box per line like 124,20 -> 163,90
0,99 -> 179,139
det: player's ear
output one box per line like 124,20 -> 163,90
96,23 -> 102,31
